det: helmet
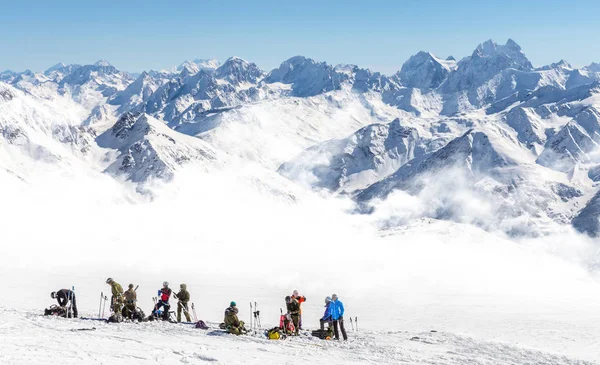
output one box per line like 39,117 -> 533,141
325,296 -> 332,304
128,284 -> 134,289
230,301 -> 236,307
292,290 -> 299,297
106,278 -> 113,284
163,281 -> 169,287
180,284 -> 186,289
285,296 -> 291,303
50,291 -> 56,299
332,294 -> 338,300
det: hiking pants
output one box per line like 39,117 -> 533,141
332,318 -> 348,340
70,294 -> 78,318
291,314 -> 300,334
320,319 -> 332,330
154,301 -> 171,320
177,301 -> 192,322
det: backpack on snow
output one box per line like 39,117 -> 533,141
311,328 -> 333,340
279,314 -> 295,334
44,305 -> 71,318
108,313 -> 123,323
267,327 -> 283,340
195,320 -> 209,329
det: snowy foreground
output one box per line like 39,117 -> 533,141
1,307 -> 597,365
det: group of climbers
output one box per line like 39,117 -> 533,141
48,281 -> 349,341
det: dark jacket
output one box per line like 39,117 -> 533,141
286,298 -> 300,315
56,289 -> 75,306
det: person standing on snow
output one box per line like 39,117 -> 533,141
106,278 -> 124,314
153,281 -> 172,320
330,294 -> 347,340
175,283 -> 192,322
320,296 -> 332,330
291,290 -> 307,329
51,289 -> 78,318
122,284 -> 137,318
285,295 -> 300,335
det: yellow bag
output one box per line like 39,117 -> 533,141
268,328 -> 281,340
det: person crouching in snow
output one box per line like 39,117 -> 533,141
320,296 -> 332,330
223,301 -> 246,335
50,289 -> 78,318
153,281 -> 172,320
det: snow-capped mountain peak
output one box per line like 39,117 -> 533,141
398,51 -> 456,89
44,62 -> 67,74
94,59 -> 112,67
214,56 -> 264,85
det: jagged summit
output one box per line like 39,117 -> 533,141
45,62 -> 67,73
94,59 -> 112,67
215,56 -> 264,85
398,51 -> 456,89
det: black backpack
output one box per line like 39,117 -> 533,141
311,328 -> 333,340
44,305 -> 71,318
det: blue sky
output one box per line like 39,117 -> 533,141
2,0 -> 599,75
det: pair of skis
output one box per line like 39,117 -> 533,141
249,302 -> 261,331
349,316 -> 359,331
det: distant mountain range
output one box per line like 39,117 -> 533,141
1,39 -> 599,237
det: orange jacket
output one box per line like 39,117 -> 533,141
292,295 -> 306,313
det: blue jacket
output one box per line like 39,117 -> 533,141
321,302 -> 332,321
330,299 -> 344,320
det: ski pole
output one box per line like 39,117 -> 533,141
70,286 -> 75,318
102,295 -> 107,318
98,292 -> 103,318
355,316 -> 358,331
350,317 -> 354,331
249,302 -> 253,331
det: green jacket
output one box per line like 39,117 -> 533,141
176,289 -> 190,303
124,288 -> 136,303
111,282 -> 124,298
224,306 -> 240,327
